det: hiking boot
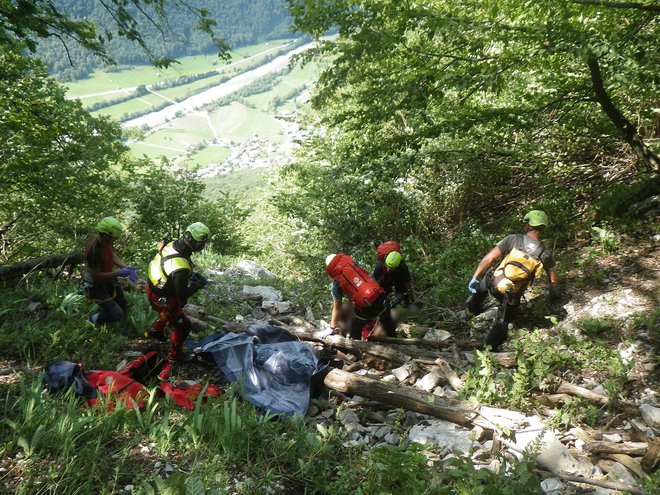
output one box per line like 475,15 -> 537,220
144,328 -> 167,342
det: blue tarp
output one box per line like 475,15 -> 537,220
191,323 -> 329,416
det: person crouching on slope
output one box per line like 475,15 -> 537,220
372,241 -> 418,313
145,222 -> 211,380
466,210 -> 560,350
83,216 -> 138,325
326,253 -> 396,339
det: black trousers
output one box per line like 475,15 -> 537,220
349,294 -> 396,339
89,285 -> 128,324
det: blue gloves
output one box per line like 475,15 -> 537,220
190,272 -> 209,287
117,267 -> 139,282
468,278 -> 480,294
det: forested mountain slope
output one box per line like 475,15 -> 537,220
36,0 -> 292,80
0,1 -> 658,493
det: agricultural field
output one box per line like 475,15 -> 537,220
184,146 -> 232,171
66,39 -> 296,102
127,60 -> 318,174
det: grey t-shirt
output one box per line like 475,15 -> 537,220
496,234 -> 556,270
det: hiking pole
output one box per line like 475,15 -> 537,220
497,290 -> 510,325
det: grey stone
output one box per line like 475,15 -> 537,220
261,300 -> 294,315
408,419 -> 476,453
339,408 -> 360,426
602,433 -> 622,443
164,463 -> 175,473
423,329 -> 453,341
392,362 -> 419,381
403,411 -> 419,427
631,419 -> 655,438
640,403 -> 660,428
321,409 -> 335,419
251,307 -> 266,319
598,460 -> 637,485
374,425 -> 392,440
26,301 -> 42,312
592,384 -> 608,396
415,370 -> 442,392
228,260 -> 277,280
242,285 -> 282,302
540,478 -> 564,495
381,374 -> 397,383
384,432 -> 401,444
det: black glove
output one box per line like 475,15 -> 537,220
189,272 -> 209,287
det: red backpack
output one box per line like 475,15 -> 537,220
376,241 -> 401,261
326,253 -> 384,309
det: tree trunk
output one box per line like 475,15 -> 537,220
322,368 -> 477,426
0,251 -> 83,281
586,441 -> 648,456
588,56 -> 659,173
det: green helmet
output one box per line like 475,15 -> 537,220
185,222 -> 210,242
523,210 -> 549,228
96,217 -> 124,238
385,251 -> 403,269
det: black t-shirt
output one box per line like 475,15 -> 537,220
496,234 -> 556,269
371,260 -> 411,293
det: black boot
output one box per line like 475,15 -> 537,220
485,322 -> 508,351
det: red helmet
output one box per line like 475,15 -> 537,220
376,241 -> 401,261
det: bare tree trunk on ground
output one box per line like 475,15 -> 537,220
0,251 -> 83,281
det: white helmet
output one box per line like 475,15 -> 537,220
325,254 -> 336,266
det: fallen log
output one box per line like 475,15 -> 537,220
0,251 -> 83,281
416,351 -> 517,368
435,358 -> 463,391
322,368 -> 477,426
641,440 -> 660,473
557,381 -> 635,407
586,441 -> 648,456
276,323 -> 414,366
368,336 -> 480,348
536,468 -> 645,495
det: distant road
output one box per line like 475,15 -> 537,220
70,40 -> 298,101
122,42 -> 314,130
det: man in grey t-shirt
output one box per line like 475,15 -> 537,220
466,210 -> 560,349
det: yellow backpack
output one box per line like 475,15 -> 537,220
491,236 -> 545,296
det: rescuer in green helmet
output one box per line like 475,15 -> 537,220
372,241 -> 417,312
467,210 -> 560,350
145,222 -> 211,380
83,217 -> 138,325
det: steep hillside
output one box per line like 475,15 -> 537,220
36,0 -> 292,80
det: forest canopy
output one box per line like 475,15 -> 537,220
276,0 -> 658,252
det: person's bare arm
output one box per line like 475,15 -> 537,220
111,252 -> 128,269
330,299 -> 342,329
472,246 -> 502,279
547,267 -> 558,285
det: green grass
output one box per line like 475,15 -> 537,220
185,145 -> 231,171
0,272 -> 552,495
209,102 -> 283,140
90,97 -> 152,120
65,39 -> 295,100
